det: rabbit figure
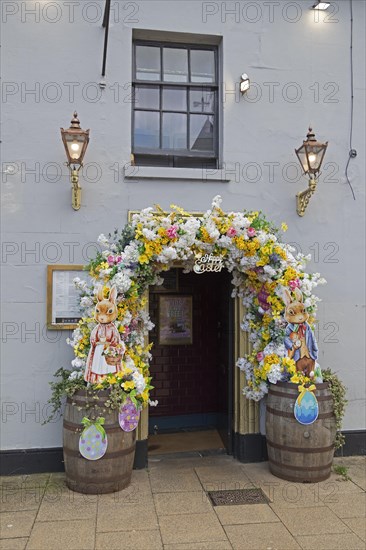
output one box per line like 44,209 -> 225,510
84,285 -> 125,384
283,288 -> 318,377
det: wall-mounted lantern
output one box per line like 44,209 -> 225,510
240,73 -> 250,94
61,112 -> 90,211
295,127 -> 328,216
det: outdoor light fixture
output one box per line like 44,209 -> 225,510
295,127 -> 328,216
240,73 -> 250,94
61,112 -> 90,211
312,2 -> 330,10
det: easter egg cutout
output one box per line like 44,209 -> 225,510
294,389 -> 319,425
79,423 -> 108,460
119,398 -> 140,432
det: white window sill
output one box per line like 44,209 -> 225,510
124,165 -> 230,182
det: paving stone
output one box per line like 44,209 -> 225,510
342,517 -> 366,541
149,470 -> 202,493
214,502 -> 280,525
225,522 -> 301,550
96,529 -> 163,549
315,474 -> 364,495
164,541 -> 232,550
0,511 -> 37,539
36,486 -> 98,522
154,490 -> 213,516
194,465 -> 253,492
98,480 -> 153,506
296,532 -> 365,549
265,483 -> 327,509
0,475 -> 50,489
97,501 -> 159,532
274,505 -> 351,536
0,538 -> 28,550
159,512 -> 227,545
324,491 -> 365,518
0,485 -> 44,512
27,519 -> 95,550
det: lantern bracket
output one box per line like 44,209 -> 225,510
296,177 -> 317,217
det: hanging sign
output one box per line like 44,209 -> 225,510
193,254 -> 224,274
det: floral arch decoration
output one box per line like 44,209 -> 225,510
65,195 -> 326,412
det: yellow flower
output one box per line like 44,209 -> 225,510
281,222 -> 288,232
139,254 -> 149,264
290,373 -> 300,384
122,380 -> 135,391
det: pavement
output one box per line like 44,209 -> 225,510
0,455 -> 365,550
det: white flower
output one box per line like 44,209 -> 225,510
112,272 -> 132,293
132,371 -> 146,394
97,234 -> 110,247
80,296 -> 94,308
267,364 -> 282,384
71,357 -> 86,368
69,370 -> 84,380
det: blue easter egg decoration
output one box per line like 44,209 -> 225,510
294,389 -> 319,425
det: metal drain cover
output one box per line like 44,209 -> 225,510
208,488 -> 269,506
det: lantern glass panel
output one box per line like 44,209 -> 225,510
296,145 -> 309,173
65,134 -> 87,162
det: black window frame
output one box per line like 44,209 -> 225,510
132,40 -> 219,168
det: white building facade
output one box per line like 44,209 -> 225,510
1,0 -> 365,473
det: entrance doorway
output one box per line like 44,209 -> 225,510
148,268 -> 234,455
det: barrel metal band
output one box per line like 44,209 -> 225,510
66,471 -> 131,484
268,457 -> 333,472
266,406 -> 335,420
268,467 -> 331,483
63,420 -> 122,433
63,443 -> 135,459
268,389 -> 332,401
266,438 -> 335,453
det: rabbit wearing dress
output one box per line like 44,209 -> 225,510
283,288 -> 318,377
84,285 -> 125,384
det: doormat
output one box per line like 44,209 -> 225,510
208,488 -> 269,506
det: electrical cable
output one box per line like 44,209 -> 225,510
345,0 -> 356,200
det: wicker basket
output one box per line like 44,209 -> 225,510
104,355 -> 122,367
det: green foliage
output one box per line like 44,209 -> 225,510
110,225 -> 135,253
322,368 -> 347,449
43,368 -> 85,423
333,464 -> 351,481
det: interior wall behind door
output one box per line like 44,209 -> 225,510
149,270 -> 223,423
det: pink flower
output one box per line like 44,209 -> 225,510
107,255 -> 115,266
115,255 -> 123,264
256,352 -> 264,362
166,225 -> 178,239
289,279 -> 301,291
247,227 -> 256,238
227,227 -> 237,238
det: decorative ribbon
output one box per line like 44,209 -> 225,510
81,416 -> 106,437
293,323 -> 307,339
297,384 -> 316,405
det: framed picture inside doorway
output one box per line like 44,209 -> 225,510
158,295 -> 193,345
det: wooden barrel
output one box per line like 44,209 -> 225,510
63,390 -> 136,494
265,382 -> 336,483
